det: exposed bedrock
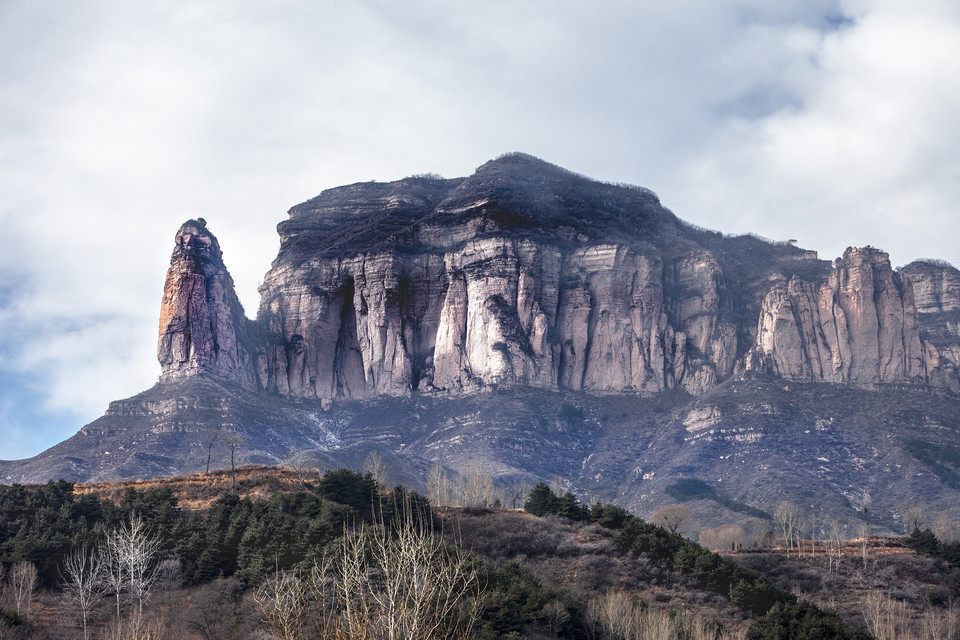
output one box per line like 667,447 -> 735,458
156,157 -> 960,401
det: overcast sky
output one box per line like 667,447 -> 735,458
2,0 -> 959,461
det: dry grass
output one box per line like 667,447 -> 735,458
74,465 -> 321,510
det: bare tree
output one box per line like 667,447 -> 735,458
427,462 -> 450,507
508,482 -> 531,510
256,501 -> 481,640
699,524 -> 747,552
899,503 -> 929,533
253,571 -> 308,640
105,515 -> 164,615
806,512 -> 818,558
221,433 -> 244,491
827,517 -> 846,573
773,502 -> 801,554
202,430 -> 221,474
9,560 -> 37,616
62,545 -> 109,640
288,451 -> 320,489
462,465 -> 495,506
651,504 -> 692,535
858,519 -> 871,571
859,497 -> 872,570
587,591 -> 744,640
363,450 -> 388,488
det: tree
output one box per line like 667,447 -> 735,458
427,462 -> 450,507
255,502 -> 482,640
462,465 -> 495,507
202,430 -> 221,474
221,433 -> 244,491
363,450 -> 388,488
9,560 -> 37,616
858,496 -> 872,570
651,504 -> 692,535
508,483 -> 530,510
61,545 -> 109,640
899,503 -> 928,534
773,502 -> 801,554
524,483 -> 560,517
289,452 -> 319,489
105,515 -> 164,615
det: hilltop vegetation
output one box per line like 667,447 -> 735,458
2,468 -> 916,640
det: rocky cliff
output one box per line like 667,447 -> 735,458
160,154 -> 960,402
157,218 -> 254,387
749,247 -> 950,387
6,153 -> 960,531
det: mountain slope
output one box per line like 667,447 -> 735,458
4,153 -> 960,531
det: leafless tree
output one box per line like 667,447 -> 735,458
221,433 -> 244,491
827,517 -> 846,572
9,560 -> 37,616
202,431 -> 221,474
104,611 -> 167,640
807,512 -> 818,558
586,591 -> 746,640
427,461 -> 450,507
651,504 -> 692,535
256,500 -> 481,640
773,501 -> 801,554
899,503 -> 929,533
508,482 -> 531,510
363,450 -> 388,488
858,496 -> 872,570
462,465 -> 495,506
61,545 -> 109,640
699,524 -> 747,552
287,451 -> 320,489
105,515 -> 164,615
253,571 -> 308,640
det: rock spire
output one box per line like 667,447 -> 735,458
157,219 -> 253,386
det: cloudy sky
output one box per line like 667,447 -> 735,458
2,0 -> 959,460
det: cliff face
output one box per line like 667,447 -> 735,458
157,155 -> 960,401
750,247 -> 943,385
157,219 -> 253,387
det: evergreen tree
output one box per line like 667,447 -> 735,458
523,483 -> 560,517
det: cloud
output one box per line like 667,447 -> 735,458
1,0 -> 958,459
668,0 -> 960,265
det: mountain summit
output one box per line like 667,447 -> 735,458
161,152 -> 958,401
4,154 -> 960,531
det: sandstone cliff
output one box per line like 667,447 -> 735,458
158,155 -> 960,402
157,219 -> 254,387
749,247 -> 945,385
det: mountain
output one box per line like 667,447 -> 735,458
4,153 -> 960,531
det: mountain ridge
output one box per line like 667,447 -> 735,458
4,153 -> 960,531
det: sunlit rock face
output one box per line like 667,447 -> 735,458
158,154 -> 960,400
157,219 -> 254,387
750,247 -> 946,385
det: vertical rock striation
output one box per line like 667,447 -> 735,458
155,156 -> 960,402
750,247 -> 940,384
157,219 -> 253,387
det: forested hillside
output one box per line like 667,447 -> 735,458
1,467 -> 954,639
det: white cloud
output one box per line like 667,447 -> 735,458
1,0 -> 958,459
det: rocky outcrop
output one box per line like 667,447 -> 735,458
157,156 -> 960,402
902,261 -> 960,314
157,219 -> 253,387
253,233 -> 742,400
901,260 -> 960,375
750,247 -> 941,384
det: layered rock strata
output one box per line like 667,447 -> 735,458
157,156 -> 960,402
157,219 -> 253,387
750,247 -> 941,383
